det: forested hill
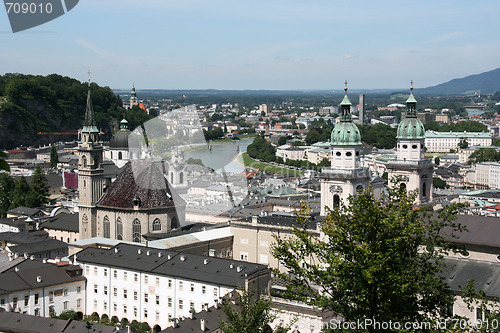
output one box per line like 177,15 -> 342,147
0,74 -> 152,150
416,68 -> 500,95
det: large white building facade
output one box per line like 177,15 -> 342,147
425,131 -> 492,153
76,243 -> 270,331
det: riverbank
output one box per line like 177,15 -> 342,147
238,152 -> 304,176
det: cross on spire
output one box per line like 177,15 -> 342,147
344,80 -> 348,93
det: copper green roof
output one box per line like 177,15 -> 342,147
331,122 -> 362,145
397,83 -> 425,139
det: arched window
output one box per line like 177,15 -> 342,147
132,219 -> 141,243
152,219 -> 161,231
116,218 -> 123,240
171,217 -> 178,229
422,182 -> 427,198
118,152 -> 122,160
356,185 -> 363,194
103,216 -> 110,239
179,172 -> 184,184
400,183 -> 407,192
110,151 -> 113,159
333,195 -> 340,208
82,156 -> 87,168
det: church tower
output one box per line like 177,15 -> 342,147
78,77 -> 105,239
320,82 -> 371,215
386,82 -> 433,204
130,84 -> 138,108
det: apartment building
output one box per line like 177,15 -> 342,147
425,131 -> 492,152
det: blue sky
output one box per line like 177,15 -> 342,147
1,0 -> 500,90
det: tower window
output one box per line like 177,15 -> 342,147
118,152 -> 122,160
152,219 -> 161,231
336,152 -> 341,156
116,218 -> 123,240
103,216 -> 110,239
132,219 -> 141,243
346,151 -> 352,157
333,194 -> 340,209
402,145 -> 408,149
412,145 -> 418,149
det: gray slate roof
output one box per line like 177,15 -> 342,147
40,213 -> 79,233
75,243 -> 269,287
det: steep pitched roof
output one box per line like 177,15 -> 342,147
97,161 -> 185,210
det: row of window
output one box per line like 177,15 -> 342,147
3,297 -> 81,312
94,299 -> 207,319
94,284 -> 218,299
6,288 -> 76,308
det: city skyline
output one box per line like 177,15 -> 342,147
1,0 -> 500,90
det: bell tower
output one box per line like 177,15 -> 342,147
387,82 -> 433,204
78,74 -> 104,239
320,81 -> 370,215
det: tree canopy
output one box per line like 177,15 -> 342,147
271,185 -> 465,332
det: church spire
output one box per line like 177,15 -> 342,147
340,80 -> 352,122
405,80 -> 417,118
82,72 -> 99,135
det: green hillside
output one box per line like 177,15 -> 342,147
416,68 -> 500,95
0,74 -> 152,150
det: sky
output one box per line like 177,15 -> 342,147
1,0 -> 500,90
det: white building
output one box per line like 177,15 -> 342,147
0,255 -> 86,318
425,131 -> 492,153
76,243 -> 270,331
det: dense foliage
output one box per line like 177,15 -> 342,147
272,186 -> 465,332
425,120 -> 488,133
468,148 -> 500,164
247,136 -> 277,162
0,73 -> 152,149
358,123 -> 397,149
0,166 -> 49,216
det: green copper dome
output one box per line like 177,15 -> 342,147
331,121 -> 362,145
396,82 -> 425,139
330,81 -> 362,145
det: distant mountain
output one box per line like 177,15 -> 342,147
416,68 -> 500,95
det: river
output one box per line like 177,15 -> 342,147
184,138 -> 254,174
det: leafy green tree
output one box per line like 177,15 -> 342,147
271,186 -> 465,332
468,148 -> 500,164
219,290 -> 289,333
433,177 -> 449,189
9,176 -> 30,209
458,138 -> 469,149
50,144 -> 58,168
27,166 -> 49,207
278,136 -> 288,146
0,173 -> 14,217
435,156 -> 440,166
0,151 -> 9,172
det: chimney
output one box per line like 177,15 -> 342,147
158,252 -> 163,258
146,250 -> 151,256
23,253 -> 28,259
214,299 -> 219,309
204,259 -> 209,265
114,248 -> 119,253
73,255 -> 77,265
43,258 -> 47,263
200,319 -> 206,331
180,255 -> 186,261
251,216 -> 258,226
30,255 -> 34,261
236,265 -> 243,273
138,249 -> 142,255
36,276 -> 42,283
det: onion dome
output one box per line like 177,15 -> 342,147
330,81 -> 362,145
396,81 -> 426,139
109,117 -> 131,149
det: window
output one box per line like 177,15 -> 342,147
104,286 -> 108,295
94,267 -> 98,275
34,308 -> 40,316
132,219 -> 141,243
24,295 -> 29,307
12,297 -> 18,310
133,291 -> 138,301
156,295 -> 160,305
202,286 -> 206,295
0,298 -> 4,306
156,311 -> 160,321
103,269 -> 108,277
103,216 -> 110,238
113,288 -> 117,297
77,286 -> 81,294
155,277 -> 160,287
94,284 -> 98,294
240,238 -> 248,244
123,289 -> 127,299
124,272 -> 128,281
144,293 -> 148,303
63,301 -> 68,310
123,305 -> 127,314
77,299 -> 81,308
113,270 -> 117,278
86,266 -> 89,275
134,307 -> 137,318
144,309 -> 148,318
168,279 -> 172,288
49,306 -> 55,316
179,281 -> 183,291
168,297 -> 172,308
94,300 -> 97,308
190,284 -> 194,292
260,240 -> 269,247
179,299 -> 183,310
113,303 -> 117,312
213,288 -> 218,297
152,218 -> 161,231
34,294 -> 39,305
116,218 -> 123,240
144,275 -> 148,284
240,252 -> 248,261
104,302 -> 107,311
190,302 -> 194,311
134,274 -> 138,282
259,254 -> 268,264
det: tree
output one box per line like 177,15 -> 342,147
50,144 -> 58,168
433,177 -> 449,189
9,176 -> 30,209
435,156 -> 440,166
0,151 -> 9,172
271,185 -> 465,332
28,166 -> 49,207
458,138 -> 469,149
278,136 -> 288,146
219,290 -> 289,333
0,173 -> 14,217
